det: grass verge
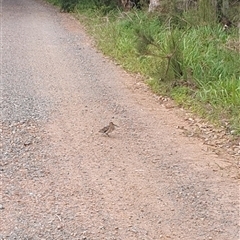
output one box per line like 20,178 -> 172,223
46,0 -> 240,135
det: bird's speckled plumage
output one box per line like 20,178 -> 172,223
99,122 -> 118,136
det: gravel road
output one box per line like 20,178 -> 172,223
1,0 -> 239,239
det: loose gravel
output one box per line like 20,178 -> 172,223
1,0 -> 239,239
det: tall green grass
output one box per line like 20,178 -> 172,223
46,0 -> 240,134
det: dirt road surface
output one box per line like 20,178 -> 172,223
1,0 -> 239,239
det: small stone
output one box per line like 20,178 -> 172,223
0,204 -> 4,210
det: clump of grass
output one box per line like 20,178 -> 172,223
195,78 -> 240,133
59,0 -> 78,12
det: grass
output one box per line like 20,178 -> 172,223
46,0 -> 240,135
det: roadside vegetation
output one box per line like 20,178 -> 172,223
47,0 -> 240,135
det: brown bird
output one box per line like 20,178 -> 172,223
99,122 -> 118,136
